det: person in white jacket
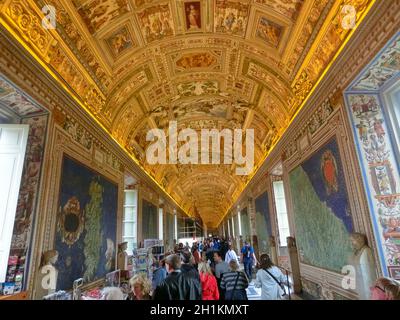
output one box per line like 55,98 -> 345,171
225,244 -> 239,264
255,254 -> 287,300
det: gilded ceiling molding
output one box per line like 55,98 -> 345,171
1,0 -> 56,62
0,0 -> 380,225
1,0 -> 109,123
35,0 -> 112,91
290,0 -> 374,112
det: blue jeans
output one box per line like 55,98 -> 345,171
244,260 -> 253,280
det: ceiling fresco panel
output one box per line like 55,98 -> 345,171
183,0 -> 203,32
136,3 -> 175,43
172,50 -> 223,74
256,16 -> 284,48
73,0 -> 132,35
214,0 -> 250,38
254,0 -> 305,20
0,76 -> 47,117
246,7 -> 292,56
104,24 -> 136,58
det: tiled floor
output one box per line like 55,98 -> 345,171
246,281 -> 299,300
246,281 -> 262,300
240,264 -> 302,301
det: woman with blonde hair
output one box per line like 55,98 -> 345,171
370,277 -> 400,300
129,273 -> 152,300
198,262 -> 219,300
220,260 -> 248,300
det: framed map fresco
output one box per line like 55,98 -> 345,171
55,155 -> 118,290
288,137 -> 354,273
240,207 -> 250,241
141,199 -> 158,240
255,191 -> 272,255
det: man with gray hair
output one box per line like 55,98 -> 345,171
153,254 -> 202,300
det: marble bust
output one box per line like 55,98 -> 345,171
349,233 -> 377,300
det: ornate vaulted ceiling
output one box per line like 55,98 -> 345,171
0,0 -> 374,227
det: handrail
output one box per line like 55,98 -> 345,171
276,265 -> 292,301
254,263 -> 293,300
276,265 -> 292,275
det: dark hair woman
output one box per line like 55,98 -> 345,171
255,254 -> 287,300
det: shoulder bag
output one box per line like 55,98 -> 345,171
225,272 -> 248,301
263,268 -> 287,298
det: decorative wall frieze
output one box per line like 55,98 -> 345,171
283,98 -> 337,160
48,43 -> 106,115
289,70 -> 313,112
289,0 -> 374,111
51,113 -> 123,176
345,91 -> 400,279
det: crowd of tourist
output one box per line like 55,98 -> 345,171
100,236 -> 400,301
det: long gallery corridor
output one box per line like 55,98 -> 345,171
0,0 -> 400,303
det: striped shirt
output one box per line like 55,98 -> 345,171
220,271 -> 249,291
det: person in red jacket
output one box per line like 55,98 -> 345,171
198,262 -> 219,300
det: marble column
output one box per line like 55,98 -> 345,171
248,197 -> 260,259
287,236 -> 302,294
269,236 -> 279,265
173,210 -> 178,244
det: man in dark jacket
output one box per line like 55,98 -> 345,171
205,246 -> 216,271
180,250 -> 202,298
153,254 -> 202,300
181,249 -> 200,279
220,238 -> 229,261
